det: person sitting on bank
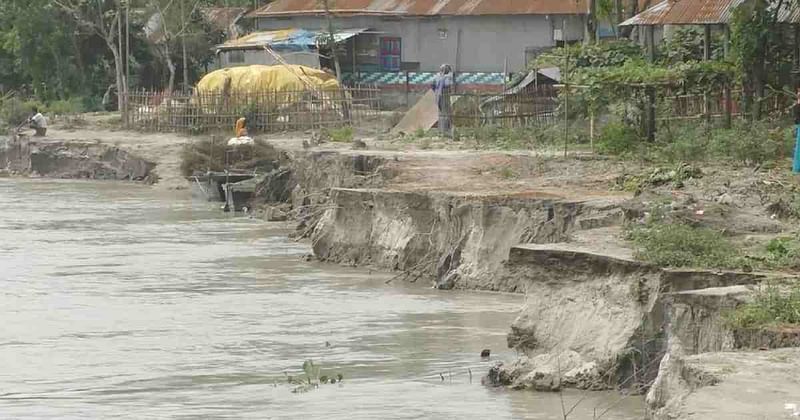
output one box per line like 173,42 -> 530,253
28,107 -> 47,137
235,116 -> 248,138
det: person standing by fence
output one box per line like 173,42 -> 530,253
794,88 -> 800,173
431,64 -> 454,138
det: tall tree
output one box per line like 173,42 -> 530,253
53,0 -> 129,110
146,0 -> 203,92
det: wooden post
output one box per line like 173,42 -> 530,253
563,37 -> 570,157
703,25 -> 712,124
724,25 -> 732,128
351,36 -> 357,82
646,25 -> 656,141
405,71 -> 410,108
590,109 -> 595,153
795,25 -> 800,89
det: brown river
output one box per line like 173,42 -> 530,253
0,178 -> 643,419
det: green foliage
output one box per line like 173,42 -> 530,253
0,97 -> 44,127
628,222 -> 741,269
47,97 -> 86,116
726,283 -> 800,329
533,41 -> 643,72
659,27 -> 725,64
654,121 -> 793,166
761,237 -> 800,270
596,122 -> 640,155
613,163 -> 703,193
323,126 -> 355,142
454,125 -> 565,150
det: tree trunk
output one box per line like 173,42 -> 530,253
586,0 -> 597,44
322,0 -> 342,82
181,0 -> 189,91
106,39 -> 124,112
182,36 -> 189,92
166,49 -> 176,94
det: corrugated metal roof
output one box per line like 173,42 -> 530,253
621,0 -> 800,26
775,2 -> 800,24
247,0 -> 598,17
620,0 -> 741,26
216,28 -> 368,51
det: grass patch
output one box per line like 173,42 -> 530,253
453,125 -> 571,150
594,119 -> 794,167
180,137 -> 281,176
322,126 -> 354,143
627,221 -> 742,269
498,167 -> 518,179
726,283 -> 800,329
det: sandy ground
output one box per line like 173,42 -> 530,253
45,114 -> 633,203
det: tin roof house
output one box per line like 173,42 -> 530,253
214,0 -> 629,89
245,0 -> 594,72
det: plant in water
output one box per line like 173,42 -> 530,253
289,360 -> 344,393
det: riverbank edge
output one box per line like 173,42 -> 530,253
8,134 -> 795,416
0,135 -> 155,182
244,143 -> 800,418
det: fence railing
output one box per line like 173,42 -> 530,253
439,85 -> 560,128
123,86 -> 381,133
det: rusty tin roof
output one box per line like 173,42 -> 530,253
621,0 -> 800,26
247,0 -> 598,17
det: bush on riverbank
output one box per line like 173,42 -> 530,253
597,120 -> 794,166
180,137 -> 281,176
628,221 -> 742,269
726,283 -> 800,329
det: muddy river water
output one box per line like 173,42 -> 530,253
0,179 -> 643,419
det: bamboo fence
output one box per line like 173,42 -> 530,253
124,85 -> 381,133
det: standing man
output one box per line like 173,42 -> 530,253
431,64 -> 454,138
795,87 -> 800,173
28,107 -> 47,137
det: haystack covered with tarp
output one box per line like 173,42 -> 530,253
195,64 -> 341,97
191,64 -> 349,130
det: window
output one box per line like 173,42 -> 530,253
380,37 -> 401,71
228,50 -> 245,64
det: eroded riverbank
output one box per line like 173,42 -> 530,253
10,123 -> 800,418
0,178 -> 644,419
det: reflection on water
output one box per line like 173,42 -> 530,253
0,179 -> 643,419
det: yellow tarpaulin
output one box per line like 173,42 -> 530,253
195,64 -> 340,97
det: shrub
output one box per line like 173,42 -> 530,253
0,98 -> 44,127
726,283 -> 800,329
628,222 -> 741,268
596,122 -> 640,155
47,97 -> 86,116
707,122 -> 793,166
761,237 -> 800,270
655,124 -> 710,163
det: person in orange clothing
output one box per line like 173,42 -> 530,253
235,117 -> 248,137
